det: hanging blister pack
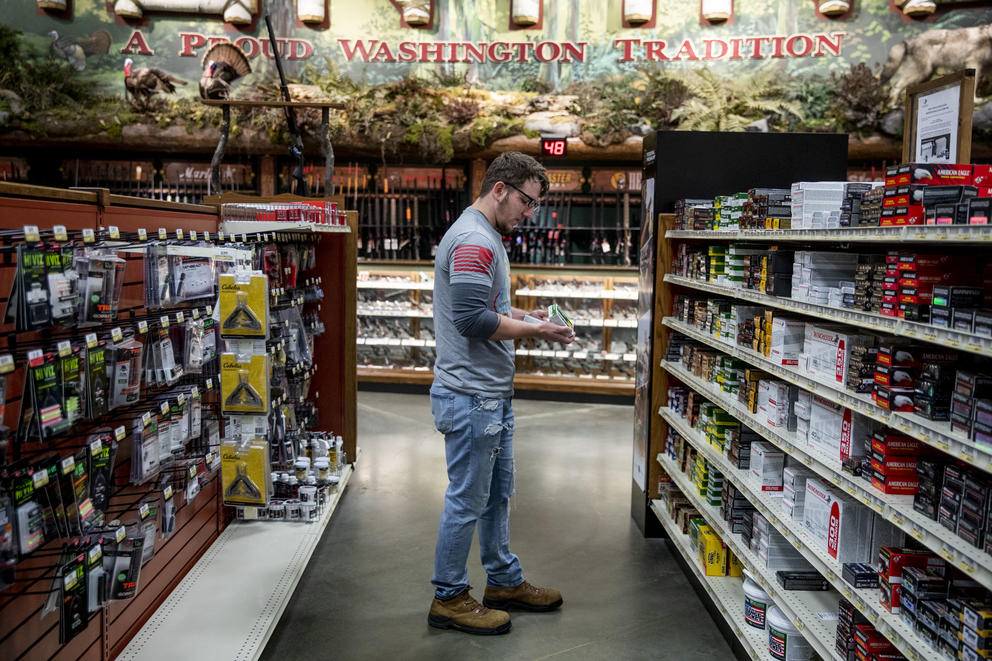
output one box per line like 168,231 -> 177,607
86,541 -> 107,614
84,341 -> 109,420
131,414 -> 160,485
221,353 -> 269,414
20,351 -> 71,443
184,320 -> 207,373
110,334 -> 143,409
0,494 -> 15,591
144,242 -> 173,310
160,479 -> 176,539
87,429 -> 116,519
46,245 -> 78,325
220,438 -> 271,507
138,496 -> 158,564
5,464 -> 43,556
70,450 -> 98,534
58,346 -> 84,427
56,454 -> 82,538
16,243 -> 52,331
171,252 -> 215,303
155,400 -> 175,470
218,272 -> 268,339
154,326 -> 183,386
104,533 -> 143,600
78,252 -> 125,326
34,456 -> 66,541
58,546 -> 88,644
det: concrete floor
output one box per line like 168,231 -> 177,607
261,392 -> 734,660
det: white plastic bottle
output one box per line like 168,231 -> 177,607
767,606 -> 812,661
743,574 -> 770,630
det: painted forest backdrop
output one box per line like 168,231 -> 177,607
2,0 -> 992,162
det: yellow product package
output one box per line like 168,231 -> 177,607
219,273 -> 268,338
698,527 -> 727,577
221,353 -> 270,413
221,439 -> 270,507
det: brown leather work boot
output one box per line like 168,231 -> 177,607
483,581 -> 563,612
428,588 -> 511,635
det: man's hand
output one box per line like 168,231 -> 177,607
528,308 -> 548,321
537,320 -> 575,344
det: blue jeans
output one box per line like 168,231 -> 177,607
430,383 -> 522,601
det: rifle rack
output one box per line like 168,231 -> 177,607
200,99 -> 345,197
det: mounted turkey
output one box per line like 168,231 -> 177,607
199,42 -> 252,100
123,58 -> 187,106
48,29 -> 111,71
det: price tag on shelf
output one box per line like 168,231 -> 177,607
204,231 -> 210,241
867,612 -> 879,625
191,386 -> 199,398
206,378 -> 213,390
206,452 -> 215,467
939,547 -> 955,563
108,225 -> 120,240
142,411 -> 151,426
138,320 -> 148,334
160,401 -> 169,416
176,311 -> 185,324
90,437 -> 103,455
177,393 -> 186,405
139,503 -> 150,520
111,327 -> 123,343
842,587 -> 853,599
138,228 -> 148,241
82,228 -> 95,243
555,351 -> 569,358
23,225 -> 40,243
163,486 -> 173,501
574,351 -> 588,360
158,227 -> 167,240
53,225 -> 68,242
960,448 -> 976,462
910,525 -> 926,542
218,231 -> 225,242
57,340 -> 72,357
33,470 -> 49,488
192,308 -> 199,320
189,464 -> 198,479
85,333 -> 98,349
160,315 -> 170,329
115,426 -> 126,441
936,440 -> 951,451
891,512 -> 904,526
190,230 -> 198,241
116,526 -> 126,543
61,455 -> 75,474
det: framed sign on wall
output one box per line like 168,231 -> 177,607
902,69 -> 976,164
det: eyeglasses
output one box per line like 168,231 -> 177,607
504,182 -> 541,211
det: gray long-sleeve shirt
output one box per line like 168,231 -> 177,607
432,207 -> 514,397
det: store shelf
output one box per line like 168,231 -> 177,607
658,409 -> 953,661
119,463 -> 355,661
357,308 -> 433,318
660,359 -> 992,594
515,288 -> 639,300
220,220 -> 351,235
515,348 -> 637,362
655,452 -> 842,661
665,274 -> 992,358
355,368 -> 634,395
662,317 -> 992,473
666,225 -> 992,244
358,337 -> 435,347
648,499 -> 771,661
357,279 -> 434,290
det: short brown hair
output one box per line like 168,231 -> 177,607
479,152 -> 549,199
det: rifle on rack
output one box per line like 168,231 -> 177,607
264,15 -> 308,197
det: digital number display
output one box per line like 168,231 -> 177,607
540,137 -> 568,158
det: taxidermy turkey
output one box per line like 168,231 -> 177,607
123,58 -> 187,105
199,42 -> 252,100
48,30 -> 111,71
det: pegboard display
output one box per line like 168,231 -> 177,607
0,185 -> 356,661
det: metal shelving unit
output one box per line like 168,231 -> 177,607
662,317 -> 992,473
659,408 -> 947,661
656,451 -> 842,661
665,274 -> 992,358
649,499 -> 772,661
666,225 -> 992,244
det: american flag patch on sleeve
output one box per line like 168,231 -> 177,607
452,244 -> 494,275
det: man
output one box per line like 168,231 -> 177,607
428,152 -> 575,635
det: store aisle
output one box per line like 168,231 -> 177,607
261,392 -> 733,660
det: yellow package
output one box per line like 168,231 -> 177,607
698,527 -> 727,576
221,439 -> 270,507
727,550 -> 743,577
221,353 -> 270,413
219,273 -> 268,338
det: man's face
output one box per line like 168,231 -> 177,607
494,178 -> 542,235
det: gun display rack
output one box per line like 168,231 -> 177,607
0,184 -> 356,660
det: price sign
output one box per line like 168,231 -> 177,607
192,308 -> 199,320
27,348 -> 44,367
176,311 -> 185,324
139,503 -> 150,519
85,332 -> 98,348
177,393 -> 186,405
203,231 -> 210,241
160,401 -> 169,416
90,438 -> 103,454
0,354 -> 13,374
56,340 -> 72,357
61,455 -> 75,474
88,545 -> 102,563
138,228 -> 148,241
115,426 -> 126,441
53,225 -> 68,242
218,231 -> 225,242
138,320 -> 148,334
191,386 -> 199,398
190,230 -> 198,241
23,225 -> 40,243
189,464 -> 198,479
108,225 -> 120,240
82,228 -> 95,243
206,378 -> 213,390
160,315 -> 170,329
163,486 -> 174,501
32,470 -> 49,488
111,327 -> 123,343
158,228 -> 167,240
142,411 -> 152,425
176,229 -> 184,240
241,234 -> 247,242
116,526 -> 126,543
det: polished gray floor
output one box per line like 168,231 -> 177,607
261,392 -> 734,660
